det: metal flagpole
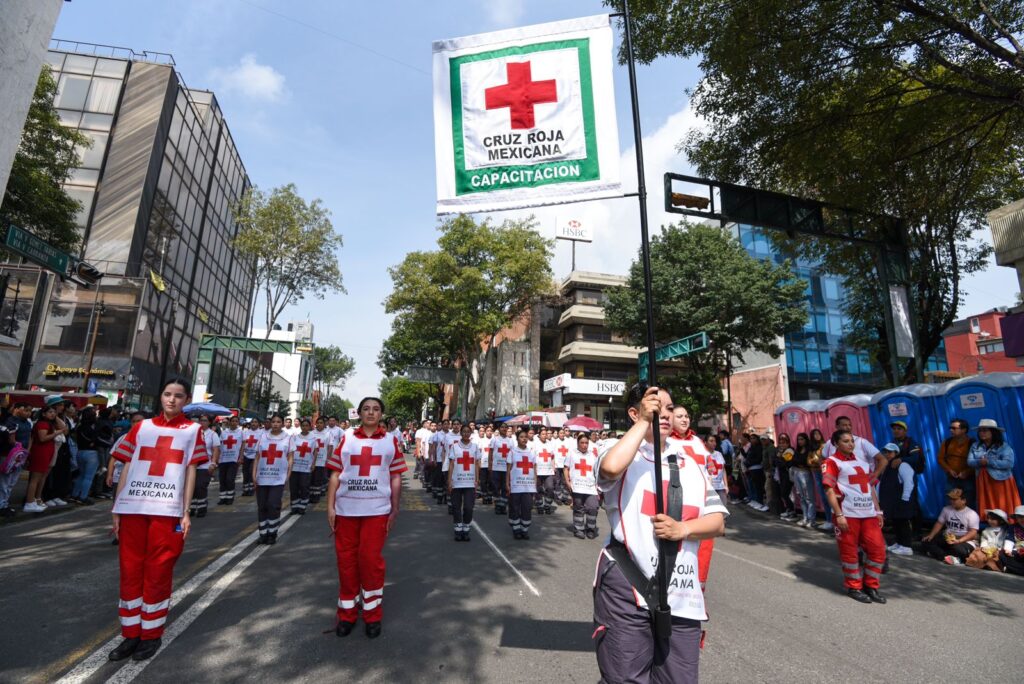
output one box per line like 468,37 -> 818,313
620,0 -> 671,636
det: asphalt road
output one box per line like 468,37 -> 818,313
2,455 -> 1022,683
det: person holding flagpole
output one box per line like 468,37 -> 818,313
593,385 -> 727,683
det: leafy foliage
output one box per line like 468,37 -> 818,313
320,394 -> 353,420
0,67 -> 90,253
378,376 -> 433,423
611,0 -> 1024,384
298,398 -> 316,419
604,223 -> 807,417
312,345 -> 355,396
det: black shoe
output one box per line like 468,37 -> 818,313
521,532 -> 530,540
586,529 -> 598,539
365,622 -> 382,639
188,507 -> 196,516
847,589 -> 872,604
196,509 -> 206,518
81,497 -> 95,506
865,588 -> 887,604
268,533 -> 277,545
257,535 -> 267,545
336,620 -> 356,637
574,530 -> 586,539
218,499 -> 228,506
111,537 -> 119,545
454,531 -> 461,541
513,531 -> 522,539
108,637 -> 140,661
131,638 -> 161,661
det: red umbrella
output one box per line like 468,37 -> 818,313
506,414 -> 529,425
565,415 -> 602,432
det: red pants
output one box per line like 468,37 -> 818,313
835,516 -> 886,590
697,538 -> 714,591
118,514 -> 185,639
335,515 -> 388,624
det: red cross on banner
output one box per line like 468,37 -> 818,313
222,435 -> 238,450
138,435 -> 185,477
516,455 -> 533,475
574,459 -> 593,478
295,441 -> 313,458
262,442 -> 284,466
848,466 -> 872,493
457,450 -> 475,471
485,61 -> 557,130
351,446 -> 382,476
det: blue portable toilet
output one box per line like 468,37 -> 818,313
935,372 -> 1024,501
868,383 -> 948,519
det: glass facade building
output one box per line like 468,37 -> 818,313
733,224 -> 947,399
0,43 -> 254,408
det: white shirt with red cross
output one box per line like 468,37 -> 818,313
705,449 -> 727,491
441,431 -> 459,472
256,431 -> 293,485
508,447 -> 537,494
822,452 -> 878,518
112,415 -> 208,518
328,426 -> 407,517
242,428 -> 263,459
553,438 -> 572,469
219,428 -> 243,464
666,431 -> 710,472
311,429 -> 330,467
291,432 -> 318,473
490,436 -> 514,472
448,440 -> 480,489
565,447 -> 598,495
533,440 -> 556,476
596,441 -> 728,622
200,428 -> 220,470
474,435 -> 491,469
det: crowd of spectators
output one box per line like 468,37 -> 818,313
707,416 -> 1024,575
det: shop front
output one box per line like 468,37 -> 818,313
542,373 -> 627,429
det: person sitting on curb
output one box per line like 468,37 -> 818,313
921,488 -> 979,565
999,505 -> 1024,576
966,509 -> 1009,571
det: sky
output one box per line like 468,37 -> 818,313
54,0 -> 1021,402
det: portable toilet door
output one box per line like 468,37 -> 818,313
937,373 -> 1024,497
868,383 -> 947,519
825,394 -> 873,440
773,400 -> 830,443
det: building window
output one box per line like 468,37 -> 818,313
978,341 -> 1004,355
970,317 -> 981,333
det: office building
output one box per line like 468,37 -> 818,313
0,42 -> 254,409
942,308 -> 1019,375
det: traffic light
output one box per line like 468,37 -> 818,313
75,261 -> 103,285
670,192 -> 710,210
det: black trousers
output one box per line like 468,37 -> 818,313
777,468 -> 794,512
748,468 -> 767,505
450,487 -> 475,530
241,457 -> 255,494
508,492 -> 533,533
289,470 -> 311,512
923,537 -> 973,561
256,484 -> 284,538
1000,551 -> 1024,576
218,461 -> 238,502
572,492 -> 599,532
191,469 -> 211,513
892,517 -> 914,548
536,474 -> 554,510
491,470 -> 508,508
43,447 -> 73,501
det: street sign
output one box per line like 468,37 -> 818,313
5,224 -> 70,276
637,332 -> 709,381
405,366 -> 457,384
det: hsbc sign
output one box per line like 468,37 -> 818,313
556,217 -> 593,242
543,374 -> 624,396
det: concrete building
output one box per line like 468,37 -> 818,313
250,322 -> 315,418
989,198 -> 1024,295
0,0 -> 65,199
942,308 -> 1020,375
0,42 -> 254,409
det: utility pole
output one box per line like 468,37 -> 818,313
82,300 -> 106,392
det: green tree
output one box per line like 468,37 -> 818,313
0,67 -> 90,254
381,214 -> 554,418
604,223 -> 807,418
312,344 -> 355,397
613,0 -> 1024,384
233,183 -> 345,405
379,376 -> 433,423
297,398 -> 316,419
320,394 -> 353,420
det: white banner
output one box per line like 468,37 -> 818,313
433,14 -> 621,214
556,217 -> 592,242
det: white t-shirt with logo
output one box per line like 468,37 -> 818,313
219,427 -> 244,464
327,428 -> 407,517
256,431 -> 293,485
448,440 -> 480,489
311,428 -> 330,468
937,505 -> 980,547
291,432 -> 318,473
490,435 -> 514,472
565,447 -> 598,496
508,447 -> 537,494
533,440 -> 556,476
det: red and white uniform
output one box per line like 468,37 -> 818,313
822,451 -> 886,590
256,432 -> 292,485
219,428 -> 243,464
448,440 -> 480,489
327,426 -> 407,624
200,428 -> 220,471
311,428 -> 330,468
111,414 -> 208,640
440,430 -> 458,472
665,431 -> 717,590
490,436 -> 514,472
596,442 -> 727,621
533,440 -> 556,477
475,435 -> 491,469
553,438 -> 571,470
242,428 -> 262,460
291,432 -> 318,474
822,435 -> 880,471
508,448 -> 537,494
705,449 -> 727,492
565,447 -> 598,496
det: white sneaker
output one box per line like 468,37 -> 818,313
820,522 -> 834,531
52,498 -> 69,507
758,503 -> 770,511
887,543 -> 898,551
44,499 -> 58,508
890,544 -> 913,556
23,502 -> 44,513
797,519 -> 809,527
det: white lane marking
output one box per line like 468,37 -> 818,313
104,513 -> 301,683
471,520 -> 541,597
56,514 -> 288,684
715,547 -> 798,580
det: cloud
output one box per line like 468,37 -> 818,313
484,0 -> 525,27
492,101 -> 708,278
209,54 -> 287,102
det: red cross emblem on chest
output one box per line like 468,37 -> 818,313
516,455 -> 533,475
847,466 -> 872,493
557,445 -> 569,460
640,480 -> 700,521
222,435 -> 238,450
497,443 -> 511,460
574,458 -> 593,478
138,435 -> 185,477
680,444 -> 706,466
705,458 -> 721,477
262,442 -> 284,466
485,61 -> 558,130
457,450 -> 475,471
538,449 -> 553,463
295,440 -> 313,459
245,434 -> 258,448
351,446 -> 382,476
